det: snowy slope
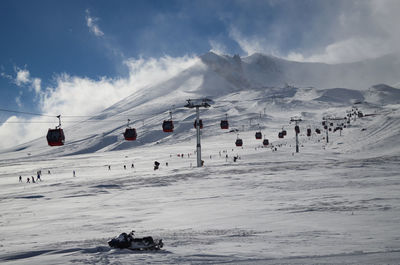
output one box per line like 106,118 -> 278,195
0,52 -> 400,264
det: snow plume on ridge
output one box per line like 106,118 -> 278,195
0,55 -> 198,150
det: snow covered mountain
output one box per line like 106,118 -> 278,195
2,52 -> 399,158
0,52 -> 400,264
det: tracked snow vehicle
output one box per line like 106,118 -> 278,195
108,231 -> 163,251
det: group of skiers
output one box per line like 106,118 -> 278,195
20,170 -> 43,183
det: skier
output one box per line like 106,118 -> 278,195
32,176 -> 35,183
154,161 -> 160,170
124,165 -> 126,170
131,163 -> 134,168
19,176 -> 22,182
73,170 -> 76,177
37,174 -> 41,182
26,177 -> 30,183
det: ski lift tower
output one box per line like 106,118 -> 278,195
290,116 -> 302,153
185,98 -> 211,167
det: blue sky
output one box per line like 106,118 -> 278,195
0,0 -> 399,148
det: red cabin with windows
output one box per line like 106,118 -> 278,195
235,138 -> 243,147
220,120 -> 229,129
255,131 -> 262,139
162,120 -> 174,132
46,128 -> 65,146
124,128 -> 137,141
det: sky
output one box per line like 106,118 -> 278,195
0,0 -> 399,149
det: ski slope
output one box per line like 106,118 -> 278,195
0,52 -> 400,264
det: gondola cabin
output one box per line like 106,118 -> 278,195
46,128 -> 65,146
278,132 -> 284,138
255,131 -> 262,139
295,125 -> 300,134
220,120 -> 229,129
162,120 -> 174,132
235,138 -> 243,147
282,130 -> 287,136
324,125 -> 328,130
307,128 -> 311,137
315,128 -> 321,134
193,119 -> 203,129
322,121 -> 326,126
124,128 -> 137,141
263,139 -> 269,146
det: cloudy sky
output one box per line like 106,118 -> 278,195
0,0 -> 399,148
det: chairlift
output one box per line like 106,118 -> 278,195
46,115 -> 65,146
220,114 -> 229,129
162,111 -> 174,132
124,119 -> 137,141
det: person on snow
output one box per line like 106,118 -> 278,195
124,165 -> 126,170
32,176 -> 35,183
26,177 -> 30,183
154,161 -> 160,170
19,176 -> 22,182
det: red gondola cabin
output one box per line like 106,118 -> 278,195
162,120 -> 174,132
46,128 -> 65,146
220,120 -> 229,129
235,138 -> 243,147
255,131 -> 262,139
263,139 -> 269,146
124,128 -> 137,141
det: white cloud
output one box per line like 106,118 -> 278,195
85,9 -> 104,37
287,37 -> 394,64
15,91 -> 23,108
0,55 -> 199,149
32,78 -> 41,94
15,69 -> 30,86
229,0 -> 400,64
13,68 -> 42,94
